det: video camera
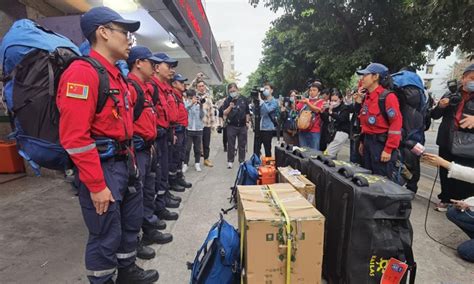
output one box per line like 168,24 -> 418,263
445,79 -> 462,106
250,86 -> 265,100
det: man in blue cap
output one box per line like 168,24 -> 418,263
151,52 -> 183,222
355,63 -> 403,183
57,6 -> 158,284
171,73 -> 193,188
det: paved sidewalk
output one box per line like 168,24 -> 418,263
0,133 -> 473,283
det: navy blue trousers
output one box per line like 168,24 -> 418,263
362,134 -> 400,184
77,158 -> 142,283
154,131 -> 169,213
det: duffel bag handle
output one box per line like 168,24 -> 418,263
352,175 -> 369,187
338,166 -> 355,178
322,156 -> 335,167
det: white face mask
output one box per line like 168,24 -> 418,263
330,101 -> 341,108
229,92 -> 238,98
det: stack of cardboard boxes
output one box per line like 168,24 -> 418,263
238,181 -> 324,283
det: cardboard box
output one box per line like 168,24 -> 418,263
278,166 -> 316,206
238,183 -> 325,284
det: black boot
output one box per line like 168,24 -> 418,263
165,195 -> 180,209
137,240 -> 156,260
156,208 -> 179,221
142,229 -> 173,245
176,177 -> 192,188
169,180 -> 185,192
166,190 -> 182,203
116,263 -> 159,284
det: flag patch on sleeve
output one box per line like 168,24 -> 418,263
66,83 -> 89,100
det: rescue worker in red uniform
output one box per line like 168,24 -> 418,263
356,63 -> 403,183
151,53 -> 181,221
171,73 -> 193,188
57,7 -> 158,284
126,46 -> 173,253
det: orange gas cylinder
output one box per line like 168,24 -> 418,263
261,156 -> 276,166
257,164 -> 277,185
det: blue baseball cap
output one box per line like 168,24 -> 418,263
126,46 -> 162,65
357,63 -> 389,77
172,73 -> 188,82
80,6 -> 140,38
154,52 -> 178,67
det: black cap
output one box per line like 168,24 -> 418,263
80,6 -> 140,38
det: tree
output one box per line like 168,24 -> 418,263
245,0 -> 473,95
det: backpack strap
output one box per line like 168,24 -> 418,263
378,89 -> 392,123
148,81 -> 160,106
127,79 -> 146,122
64,56 -> 111,114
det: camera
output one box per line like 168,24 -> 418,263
217,126 -> 223,133
198,96 -> 207,104
250,86 -> 264,100
445,79 -> 462,106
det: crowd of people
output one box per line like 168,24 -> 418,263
6,5 -> 473,283
261,63 -> 474,264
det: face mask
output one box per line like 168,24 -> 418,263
330,101 -> 341,108
466,81 -> 474,92
290,97 -> 295,103
263,89 -> 270,97
229,92 -> 238,98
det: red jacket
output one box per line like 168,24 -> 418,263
172,88 -> 188,127
150,77 -> 170,129
359,85 -> 402,154
128,73 -> 157,141
152,76 -> 177,125
57,50 -> 133,193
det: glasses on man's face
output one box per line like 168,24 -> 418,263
103,25 -> 133,41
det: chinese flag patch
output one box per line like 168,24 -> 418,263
66,83 -> 89,100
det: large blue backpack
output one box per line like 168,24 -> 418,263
1,20 -> 111,175
189,215 -> 240,284
380,70 -> 427,147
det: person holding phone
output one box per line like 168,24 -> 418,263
423,152 -> 474,263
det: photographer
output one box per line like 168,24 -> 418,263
348,85 -> 365,164
184,89 -> 206,172
256,83 -> 279,157
196,80 -> 215,167
431,64 -> 474,211
320,89 -> 350,158
280,90 -> 299,146
220,83 -> 250,168
296,81 -> 325,150
319,88 -> 332,151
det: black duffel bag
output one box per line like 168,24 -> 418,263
324,170 -> 416,284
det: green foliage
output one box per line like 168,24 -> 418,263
245,0 -> 473,95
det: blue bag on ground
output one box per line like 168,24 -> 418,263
189,215 -> 240,284
224,154 -> 261,211
0,19 -> 81,174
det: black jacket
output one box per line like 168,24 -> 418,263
321,103 -> 351,134
431,92 -> 473,149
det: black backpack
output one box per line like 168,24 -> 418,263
1,20 -> 113,175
